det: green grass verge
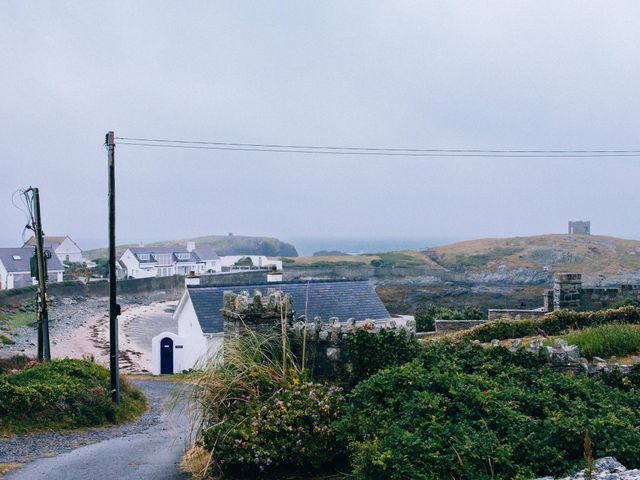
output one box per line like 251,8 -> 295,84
459,306 -> 640,343
0,358 -> 146,436
373,252 -> 428,268
552,324 -> 640,359
0,310 -> 37,330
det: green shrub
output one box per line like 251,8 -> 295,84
0,359 -> 145,434
204,376 -> 346,476
345,328 -> 421,385
187,330 -> 348,477
556,324 -> 640,359
611,297 -> 640,309
628,363 -> 640,388
337,341 -> 640,479
461,306 -> 640,342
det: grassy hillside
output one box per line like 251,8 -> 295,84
85,234 -> 298,260
285,250 -> 443,269
425,234 -> 640,274
285,234 -> 640,276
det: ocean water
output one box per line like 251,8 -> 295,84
285,237 -> 460,257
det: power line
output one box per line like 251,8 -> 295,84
116,140 -> 640,158
116,136 -> 640,154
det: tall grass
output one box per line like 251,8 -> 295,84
178,326 -> 300,477
560,324 -> 640,359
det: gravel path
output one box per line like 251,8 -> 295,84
0,379 -> 192,479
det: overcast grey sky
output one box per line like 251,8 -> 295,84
2,1 -> 640,250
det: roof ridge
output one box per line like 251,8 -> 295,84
186,278 -> 371,289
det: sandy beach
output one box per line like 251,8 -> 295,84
1,293 -> 181,373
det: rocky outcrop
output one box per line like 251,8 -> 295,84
536,457 -> 640,480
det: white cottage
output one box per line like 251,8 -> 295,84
151,278 -> 391,375
0,247 -> 65,290
219,255 -> 283,272
120,242 -> 220,279
24,236 -> 83,264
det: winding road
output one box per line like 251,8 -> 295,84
1,379 -> 191,480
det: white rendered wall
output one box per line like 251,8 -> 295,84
0,264 -> 9,290
220,255 -> 283,271
55,238 -> 83,263
151,331 -> 188,375
120,249 -> 156,279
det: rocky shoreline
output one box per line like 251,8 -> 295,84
0,290 -> 182,372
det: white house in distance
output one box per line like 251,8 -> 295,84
23,235 -> 83,264
220,255 -> 282,272
151,278 -> 390,375
119,242 -> 220,279
0,247 -> 65,290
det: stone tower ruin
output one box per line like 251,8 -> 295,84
568,220 -> 590,235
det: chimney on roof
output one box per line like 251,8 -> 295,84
186,241 -> 196,252
185,270 -> 200,287
267,268 -> 283,283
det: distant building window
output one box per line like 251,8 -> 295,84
12,255 -> 21,260
138,254 -> 150,260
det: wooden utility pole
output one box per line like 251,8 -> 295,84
106,131 -> 120,403
27,187 -> 51,362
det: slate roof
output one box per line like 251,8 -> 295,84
193,245 -> 220,261
128,245 -> 219,263
187,280 -> 390,334
129,246 -> 189,255
24,236 -> 82,251
0,247 -> 65,273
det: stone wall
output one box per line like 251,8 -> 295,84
220,288 -> 415,382
487,309 -> 547,321
553,273 -> 582,310
568,220 -> 591,235
0,271 -> 273,307
283,265 -> 456,282
549,273 -> 640,312
435,319 -> 489,333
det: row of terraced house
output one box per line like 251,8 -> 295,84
0,236 -> 81,290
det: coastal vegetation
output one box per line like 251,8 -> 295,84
548,324 -> 640,359
0,358 -> 146,435
183,317 -> 640,479
339,342 -> 640,479
459,306 -> 640,342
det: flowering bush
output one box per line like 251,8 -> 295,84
337,341 -> 640,479
203,375 -> 347,476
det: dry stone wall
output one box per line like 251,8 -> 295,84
220,288 -> 415,381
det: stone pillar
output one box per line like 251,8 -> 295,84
221,289 -> 294,336
553,273 -> 582,310
543,289 -> 554,312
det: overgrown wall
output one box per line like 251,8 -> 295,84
435,319 -> 488,334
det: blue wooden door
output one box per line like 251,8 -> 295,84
160,337 -> 174,374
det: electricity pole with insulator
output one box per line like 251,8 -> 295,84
25,187 -> 51,362
106,131 -> 120,403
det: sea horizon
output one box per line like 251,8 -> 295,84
284,236 -> 462,257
